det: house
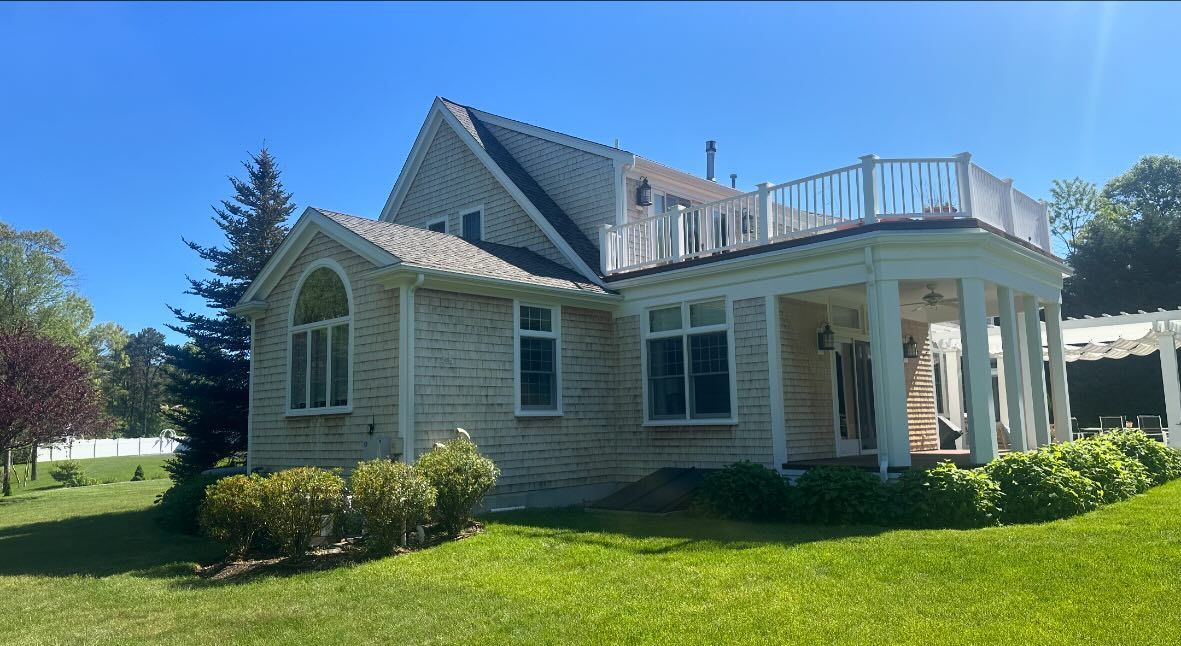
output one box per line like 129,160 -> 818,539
232,97 -> 1072,508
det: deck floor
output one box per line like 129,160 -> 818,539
783,449 -> 983,472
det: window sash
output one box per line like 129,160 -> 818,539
516,303 -> 560,413
643,300 -> 732,422
461,210 -> 482,241
290,321 -> 349,411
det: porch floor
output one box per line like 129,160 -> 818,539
783,449 -> 984,472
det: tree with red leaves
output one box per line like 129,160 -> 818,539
0,328 -> 107,495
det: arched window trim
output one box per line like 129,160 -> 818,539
287,258 -> 354,416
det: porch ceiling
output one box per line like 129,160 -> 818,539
793,279 -> 999,324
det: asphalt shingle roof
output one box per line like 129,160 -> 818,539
318,208 -> 611,295
439,98 -> 604,275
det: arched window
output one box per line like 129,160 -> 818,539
289,263 -> 351,412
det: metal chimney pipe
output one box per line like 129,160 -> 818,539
729,173 -> 737,189
705,140 -> 717,182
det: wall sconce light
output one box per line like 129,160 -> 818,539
903,335 -> 920,359
817,323 -> 835,352
637,176 -> 653,207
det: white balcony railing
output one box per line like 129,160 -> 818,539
599,153 -> 1052,274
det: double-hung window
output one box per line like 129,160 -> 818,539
644,299 -> 733,423
515,303 -> 561,415
289,264 -> 351,414
461,208 -> 483,241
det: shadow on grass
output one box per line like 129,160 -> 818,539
0,507 -> 222,578
485,507 -> 889,554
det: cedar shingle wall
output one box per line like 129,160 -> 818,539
779,297 -> 837,461
904,319 -> 939,451
393,124 -> 571,270
250,233 -> 399,471
413,289 -> 617,495
484,123 -> 616,245
611,298 -> 773,482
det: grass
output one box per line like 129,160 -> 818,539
5,454 -> 171,495
2,480 -> 1181,644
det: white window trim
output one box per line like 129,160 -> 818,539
459,203 -> 485,242
513,301 -> 563,417
640,296 -> 738,427
425,215 -> 448,234
286,258 -> 354,417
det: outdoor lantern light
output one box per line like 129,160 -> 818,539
637,176 -> 653,207
817,323 -> 835,352
903,335 -> 920,359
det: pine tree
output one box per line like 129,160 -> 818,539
166,148 -> 294,480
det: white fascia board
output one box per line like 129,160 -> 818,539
632,158 -> 743,200
379,100 -> 445,223
367,264 -> 620,309
237,207 -> 400,306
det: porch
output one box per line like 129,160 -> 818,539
600,153 -> 1051,275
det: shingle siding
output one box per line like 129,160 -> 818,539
250,233 -> 399,472
392,124 -> 572,270
903,320 -> 939,451
779,297 -> 837,461
484,122 -> 617,244
611,298 -> 773,482
413,289 -> 617,497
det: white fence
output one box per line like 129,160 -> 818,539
36,437 -> 179,462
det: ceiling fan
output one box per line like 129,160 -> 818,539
904,283 -> 959,312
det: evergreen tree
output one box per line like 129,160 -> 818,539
166,148 -> 294,480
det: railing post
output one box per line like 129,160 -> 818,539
859,154 -> 879,223
670,205 -> 685,260
1039,200 -> 1053,252
955,151 -> 974,217
598,224 -> 611,274
756,182 -> 773,243
1003,177 -> 1016,235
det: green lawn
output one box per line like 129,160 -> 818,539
6,454 -> 171,495
2,480 -> 1181,644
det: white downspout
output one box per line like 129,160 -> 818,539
399,274 -> 425,462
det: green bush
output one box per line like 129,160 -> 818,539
49,461 -> 96,488
199,474 -> 266,559
892,461 -> 1002,529
350,459 -> 437,553
1053,439 -> 1152,503
984,450 -> 1102,524
697,461 -> 790,521
131,465 -> 146,482
1100,430 -> 1181,486
416,439 -> 499,536
259,467 -> 345,558
793,466 -> 886,525
155,472 -> 225,535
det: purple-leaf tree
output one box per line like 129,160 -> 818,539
0,328 -> 107,495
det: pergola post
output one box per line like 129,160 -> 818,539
958,278 -> 998,464
996,286 -> 1027,451
942,348 -> 965,447
867,278 -> 910,469
1020,294 -> 1051,446
1044,301 -> 1073,442
1155,328 -> 1181,449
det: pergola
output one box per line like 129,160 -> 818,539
932,309 -> 1181,449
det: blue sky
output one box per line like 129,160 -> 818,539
2,2 -> 1178,343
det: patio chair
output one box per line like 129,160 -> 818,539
1136,415 -> 1168,444
1070,417 -> 1082,441
1098,416 -> 1126,432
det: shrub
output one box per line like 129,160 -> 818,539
350,459 -> 437,552
50,461 -> 96,488
1100,430 -> 1181,486
696,461 -> 790,522
984,450 -> 1102,524
1052,439 -> 1151,503
892,462 -> 1002,528
416,439 -> 499,536
131,465 -> 146,482
199,474 -> 266,559
793,466 -> 886,525
155,472 -> 225,534
259,467 -> 345,558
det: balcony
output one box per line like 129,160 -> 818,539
599,154 -> 1052,275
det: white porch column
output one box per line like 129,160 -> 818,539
867,278 -> 910,468
1043,301 -> 1073,443
1019,294 -> 1052,447
1155,328 -> 1181,449
996,286 -> 1027,451
958,278 -> 998,464
765,295 -> 788,469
